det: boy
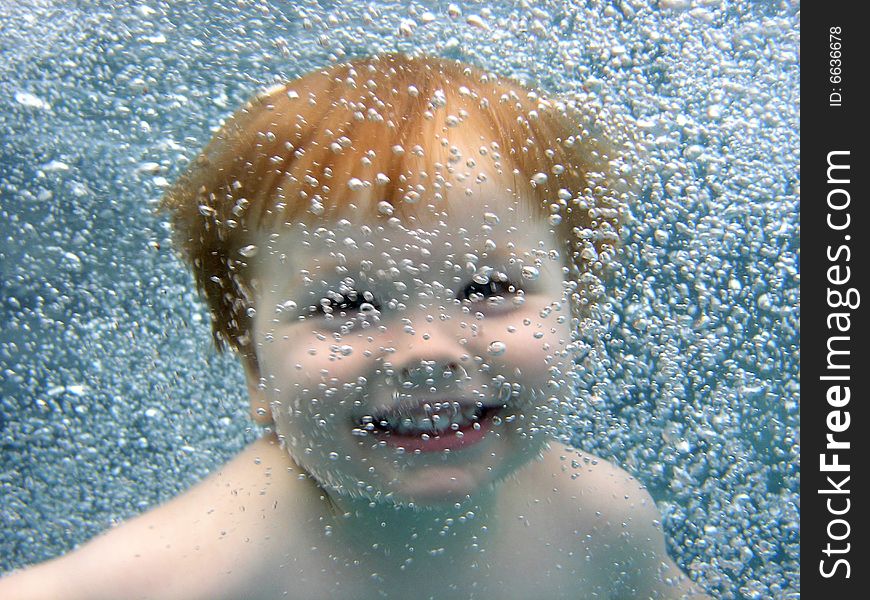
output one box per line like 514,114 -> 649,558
0,53 -> 709,599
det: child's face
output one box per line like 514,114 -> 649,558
246,158 -> 575,505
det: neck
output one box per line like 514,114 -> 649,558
323,476 -> 502,568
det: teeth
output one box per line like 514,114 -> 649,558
415,414 -> 437,433
364,404 -> 489,435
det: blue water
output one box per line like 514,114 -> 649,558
0,1 -> 799,598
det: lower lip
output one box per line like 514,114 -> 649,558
376,413 -> 495,453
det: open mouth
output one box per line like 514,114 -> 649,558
354,400 -> 506,453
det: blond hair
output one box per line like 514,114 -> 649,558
160,53 -> 623,364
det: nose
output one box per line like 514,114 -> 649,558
382,311 -> 469,394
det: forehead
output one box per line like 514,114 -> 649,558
257,199 -> 559,273
255,153 -> 562,268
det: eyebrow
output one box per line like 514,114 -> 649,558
272,257 -> 344,297
271,242 -> 535,295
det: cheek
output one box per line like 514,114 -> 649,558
489,339 -> 559,389
264,328 -> 380,403
474,308 -> 571,376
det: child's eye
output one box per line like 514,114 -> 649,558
459,272 -> 522,305
311,290 -> 380,317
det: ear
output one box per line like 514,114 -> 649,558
242,353 -> 273,426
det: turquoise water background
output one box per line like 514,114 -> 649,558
0,1 -> 799,598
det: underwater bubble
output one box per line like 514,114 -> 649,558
60,251 -> 83,273
359,302 -> 378,314
238,245 -> 258,258
347,178 -> 366,191
135,162 -> 161,175
466,14 -> 488,29
42,160 -> 69,172
431,89 -> 447,108
398,19 -> 416,38
683,145 -> 704,160
521,266 -> 540,280
531,172 -> 548,186
487,341 -> 506,356
15,91 -> 51,110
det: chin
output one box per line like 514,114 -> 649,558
390,433 -> 549,507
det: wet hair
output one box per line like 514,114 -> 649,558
160,53 -> 626,365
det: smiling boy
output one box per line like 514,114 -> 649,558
0,53 -> 709,599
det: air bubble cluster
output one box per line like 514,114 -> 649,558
0,2 -> 798,598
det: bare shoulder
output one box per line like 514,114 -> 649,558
0,437 -> 315,600
520,441 -> 658,525
523,442 -> 711,599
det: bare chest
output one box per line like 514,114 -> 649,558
237,513 -> 610,600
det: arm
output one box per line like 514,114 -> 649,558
0,511 -> 191,600
0,560 -> 69,600
0,438 -> 302,600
